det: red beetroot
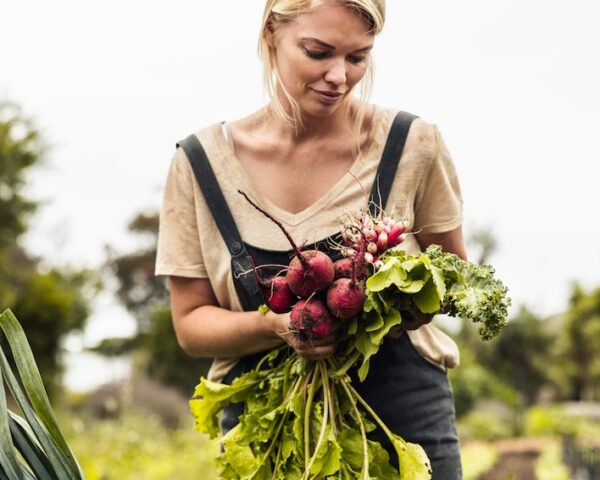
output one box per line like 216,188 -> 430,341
290,299 -> 337,341
326,278 -> 365,319
286,250 -> 334,298
262,276 -> 295,314
250,257 -> 295,313
333,258 -> 353,279
333,257 -> 366,281
240,190 -> 335,298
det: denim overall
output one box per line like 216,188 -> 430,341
178,112 -> 462,479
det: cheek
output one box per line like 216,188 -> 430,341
277,52 -> 319,89
347,64 -> 369,89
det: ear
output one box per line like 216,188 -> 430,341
264,19 -> 275,48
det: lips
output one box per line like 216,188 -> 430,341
311,88 -> 344,105
311,88 -> 344,104
314,89 -> 342,98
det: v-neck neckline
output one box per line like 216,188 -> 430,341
212,108 -> 383,227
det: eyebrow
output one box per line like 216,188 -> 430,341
301,37 -> 373,53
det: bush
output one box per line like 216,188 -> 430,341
458,407 -> 514,441
524,403 -> 600,439
524,405 -> 571,437
62,407 -> 219,479
461,441 -> 498,480
534,438 -> 570,480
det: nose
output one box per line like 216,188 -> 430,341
324,58 -> 347,87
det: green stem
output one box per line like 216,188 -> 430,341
270,430 -> 284,480
253,372 -> 306,480
325,358 -> 346,432
249,409 -> 289,480
255,344 -> 288,372
333,349 -> 361,377
339,379 -> 370,480
303,361 -> 330,479
282,369 -> 304,405
345,382 -> 400,445
320,362 -> 337,436
304,362 -> 318,470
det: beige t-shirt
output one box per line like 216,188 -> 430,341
155,106 -> 462,381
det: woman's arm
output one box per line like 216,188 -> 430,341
415,225 -> 467,261
168,276 -> 337,360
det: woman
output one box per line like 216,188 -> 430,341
156,1 -> 466,478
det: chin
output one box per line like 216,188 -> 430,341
300,99 -> 345,118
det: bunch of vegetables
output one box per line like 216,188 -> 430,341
190,194 -> 511,480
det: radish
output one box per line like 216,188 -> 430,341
387,222 -> 406,247
376,231 -> 388,251
290,299 -> 337,341
239,191 -> 335,298
326,278 -> 365,319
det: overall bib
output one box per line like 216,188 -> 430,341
178,112 -> 462,479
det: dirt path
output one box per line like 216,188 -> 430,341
478,437 -> 547,480
478,451 -> 538,480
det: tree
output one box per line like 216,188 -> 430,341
104,212 -> 211,395
0,102 -> 95,397
0,102 -> 40,251
560,284 -> 600,401
478,306 -> 555,406
467,226 -> 498,266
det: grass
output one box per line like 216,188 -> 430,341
461,441 -> 499,480
60,408 -> 219,479
534,438 -> 570,480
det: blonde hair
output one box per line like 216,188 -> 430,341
258,0 -> 386,143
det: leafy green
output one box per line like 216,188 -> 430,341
356,245 -> 511,376
0,308 -> 84,479
189,244 -> 510,479
425,245 -> 511,340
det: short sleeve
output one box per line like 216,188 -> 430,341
155,148 -> 208,278
413,126 -> 463,234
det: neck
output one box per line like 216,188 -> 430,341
266,99 -> 361,142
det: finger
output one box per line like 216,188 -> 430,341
400,317 -> 423,331
303,334 -> 338,347
387,326 -> 404,338
296,344 -> 336,360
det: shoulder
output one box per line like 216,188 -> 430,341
172,122 -> 230,173
177,123 -> 223,153
374,106 -> 440,155
374,107 -> 445,174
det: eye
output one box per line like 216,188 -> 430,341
303,48 -> 330,60
347,54 -> 367,65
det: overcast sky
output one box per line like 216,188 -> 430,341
2,1 -> 599,390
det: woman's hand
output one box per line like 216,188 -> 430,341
388,309 -> 434,338
400,309 -> 434,331
385,225 -> 467,339
270,312 -> 339,361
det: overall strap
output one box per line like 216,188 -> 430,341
368,111 -> 418,216
177,134 -> 259,309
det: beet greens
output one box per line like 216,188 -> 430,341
190,204 -> 511,479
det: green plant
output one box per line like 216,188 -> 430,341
534,438 -> 570,480
460,441 -> 498,480
0,308 -> 84,479
457,409 -> 514,441
61,409 -> 219,480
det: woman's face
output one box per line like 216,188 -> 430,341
269,2 -> 374,118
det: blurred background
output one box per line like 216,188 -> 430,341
1,0 -> 599,478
